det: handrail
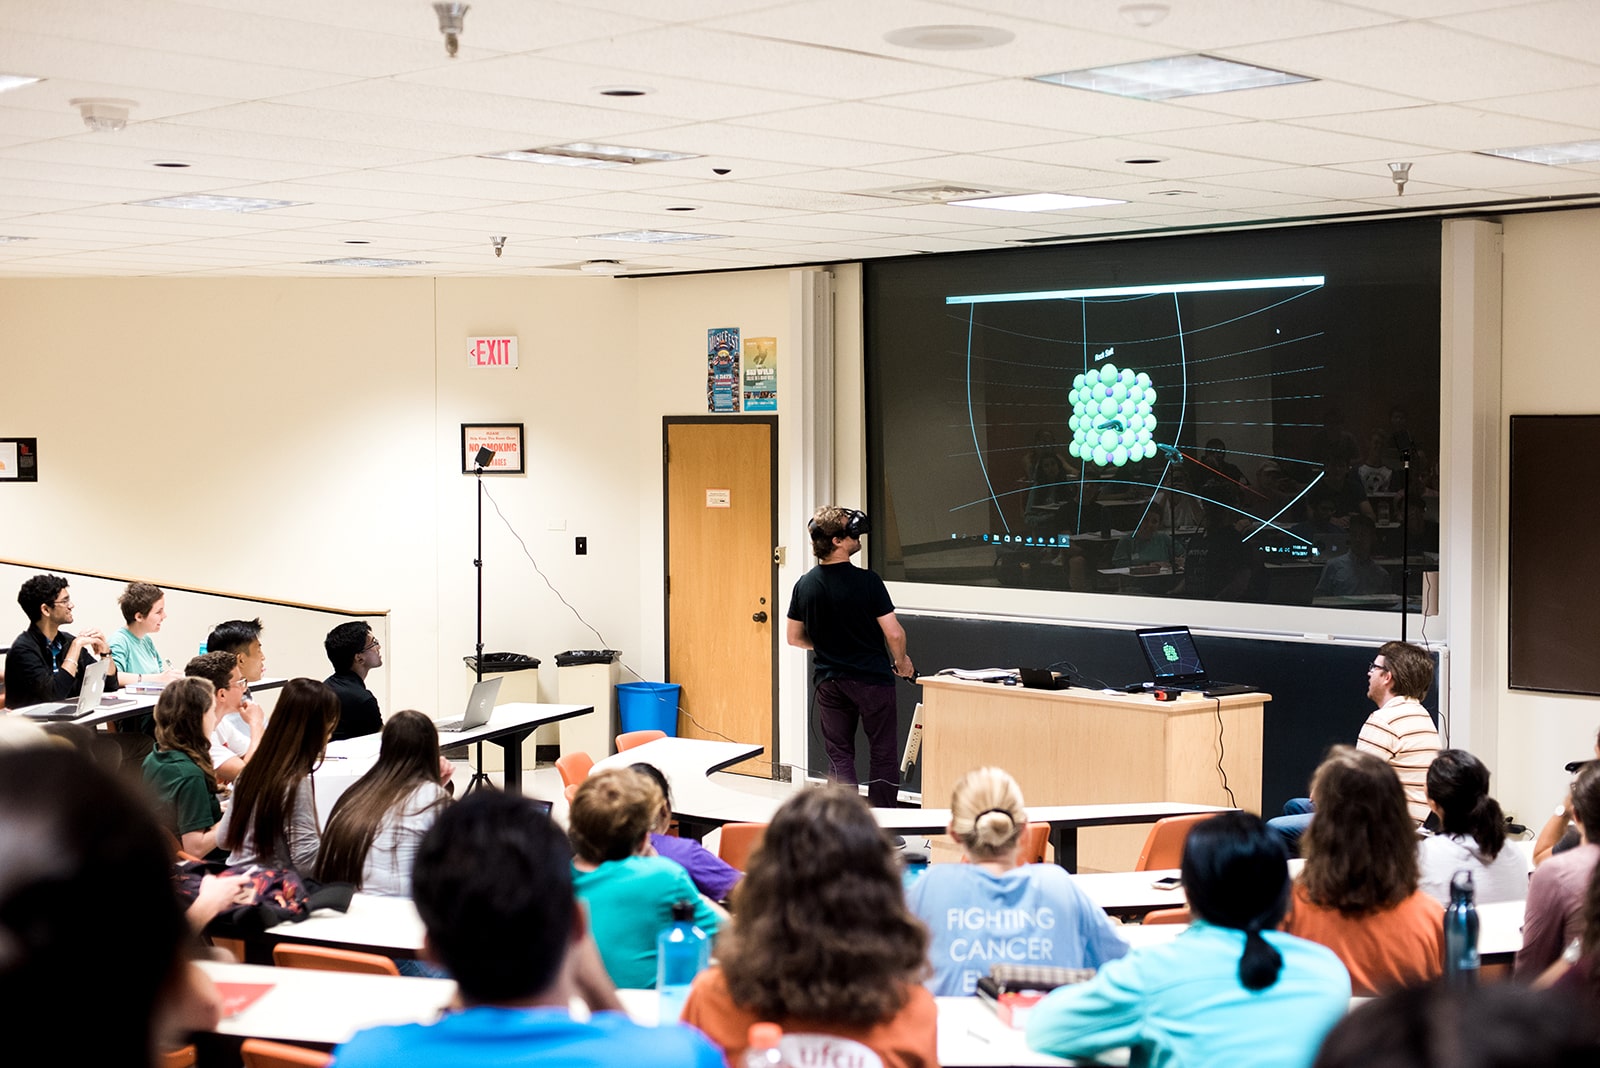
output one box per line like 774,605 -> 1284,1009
0,558 -> 387,618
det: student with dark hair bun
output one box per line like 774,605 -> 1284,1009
1027,812 -> 1350,1068
1418,749 -> 1528,905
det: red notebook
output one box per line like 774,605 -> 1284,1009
215,982 -> 274,1017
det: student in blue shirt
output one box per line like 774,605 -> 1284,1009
1026,812 -> 1350,1068
331,789 -> 720,1068
906,766 -> 1129,995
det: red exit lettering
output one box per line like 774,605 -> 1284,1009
470,337 -> 516,366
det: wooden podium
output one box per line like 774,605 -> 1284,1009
915,676 -> 1267,872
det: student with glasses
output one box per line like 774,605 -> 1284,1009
323,620 -> 384,741
4,572 -> 120,710
185,650 -> 265,785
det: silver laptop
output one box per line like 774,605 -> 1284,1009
437,676 -> 502,733
21,658 -> 112,720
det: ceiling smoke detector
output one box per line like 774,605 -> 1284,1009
70,97 -> 136,133
579,259 -> 626,275
433,2 -> 468,58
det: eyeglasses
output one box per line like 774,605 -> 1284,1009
1368,660 -> 1389,673
364,638 -> 381,651
52,598 -> 73,609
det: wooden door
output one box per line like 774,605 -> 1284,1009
664,418 -> 777,776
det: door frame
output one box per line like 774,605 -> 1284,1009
662,415 -> 781,773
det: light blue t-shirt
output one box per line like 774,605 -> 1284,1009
331,1004 -> 722,1068
109,627 -> 163,674
905,863 -> 1130,995
1025,921 -> 1351,1068
573,855 -> 721,989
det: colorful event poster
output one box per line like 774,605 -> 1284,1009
707,327 -> 740,412
742,336 -> 777,411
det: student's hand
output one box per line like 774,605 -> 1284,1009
78,627 -> 109,654
188,874 -> 255,929
240,700 -> 265,733
438,755 -> 455,786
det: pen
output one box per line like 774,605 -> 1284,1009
967,1028 -> 991,1044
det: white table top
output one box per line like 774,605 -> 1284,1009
198,959 -> 455,1047
263,892 -> 426,957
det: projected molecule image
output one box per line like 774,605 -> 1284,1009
1067,363 -> 1158,468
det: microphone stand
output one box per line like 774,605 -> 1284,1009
1395,433 -> 1412,642
464,449 -> 494,795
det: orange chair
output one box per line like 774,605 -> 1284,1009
556,751 -> 594,788
616,729 -> 667,751
1135,814 -> 1212,871
272,943 -> 400,976
1142,906 -> 1192,925
1017,823 -> 1049,865
717,822 -> 768,871
161,1046 -> 196,1068
240,1039 -> 333,1068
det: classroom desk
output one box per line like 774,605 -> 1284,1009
917,677 -> 1267,871
598,737 -> 1231,870
255,892 -> 427,960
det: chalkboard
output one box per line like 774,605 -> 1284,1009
806,614 -> 1440,815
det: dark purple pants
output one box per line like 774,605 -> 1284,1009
815,677 -> 900,807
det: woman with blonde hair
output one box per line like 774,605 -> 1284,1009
906,766 -> 1127,995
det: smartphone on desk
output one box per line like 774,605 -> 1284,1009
1151,875 -> 1182,891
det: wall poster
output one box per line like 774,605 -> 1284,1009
743,336 -> 776,411
707,327 -> 740,412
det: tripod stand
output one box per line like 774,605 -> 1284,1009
464,447 -> 495,794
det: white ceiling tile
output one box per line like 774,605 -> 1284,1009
165,102 -> 538,156
734,102 -> 1065,153
1166,80 -> 1429,121
1476,85 -> 1600,128
1292,104 -> 1600,152
626,121 -> 940,168
1439,0 -> 1600,65
1143,122 -> 1433,167
955,0 -> 1396,50
872,79 -> 1240,136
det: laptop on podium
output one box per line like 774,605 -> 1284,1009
1134,626 -> 1256,697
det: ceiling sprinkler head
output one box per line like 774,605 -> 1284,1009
1119,3 -> 1171,28
491,235 -> 506,258
1389,161 -> 1412,196
433,2 -> 469,58
580,259 -> 625,275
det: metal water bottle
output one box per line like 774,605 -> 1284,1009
1444,869 -> 1479,986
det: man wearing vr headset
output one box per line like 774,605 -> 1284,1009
786,506 -> 914,808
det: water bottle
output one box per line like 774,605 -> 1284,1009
1444,869 -> 1479,986
656,899 -> 709,1024
744,1023 -> 790,1068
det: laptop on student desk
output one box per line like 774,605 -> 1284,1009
1134,626 -> 1256,697
436,676 -> 503,733
20,659 -> 115,720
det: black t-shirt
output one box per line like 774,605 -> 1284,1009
786,561 -> 895,684
324,669 -> 382,740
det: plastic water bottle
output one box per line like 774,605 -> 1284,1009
744,1023 -> 790,1068
1444,869 -> 1479,986
656,899 -> 709,1024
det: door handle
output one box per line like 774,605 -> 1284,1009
752,611 -> 768,623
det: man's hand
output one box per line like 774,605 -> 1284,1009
240,700 -> 265,734
894,655 -> 915,679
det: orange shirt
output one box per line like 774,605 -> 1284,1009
680,965 -> 938,1068
1284,883 -> 1443,996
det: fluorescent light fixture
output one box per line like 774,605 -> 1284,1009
0,73 -> 42,93
948,192 -> 1126,212
0,235 -> 36,243
1479,140 -> 1600,166
129,194 -> 307,212
1035,54 -> 1312,100
586,229 -> 720,243
482,141 -> 699,168
946,275 -> 1325,306
308,257 -> 429,268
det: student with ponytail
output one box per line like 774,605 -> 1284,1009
906,766 -> 1127,995
1027,812 -> 1350,1068
1418,749 -> 1530,905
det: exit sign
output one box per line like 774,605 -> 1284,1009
467,336 -> 518,368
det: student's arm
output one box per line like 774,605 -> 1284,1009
786,618 -> 812,650
877,611 -> 913,678
1533,794 -> 1573,866
1025,956 -> 1146,1059
181,826 -> 218,859
288,779 -> 323,873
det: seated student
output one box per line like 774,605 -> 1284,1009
1417,749 -> 1529,905
1313,513 -> 1391,598
1112,507 -> 1177,569
569,768 -> 721,988
681,787 -> 936,1068
318,711 -> 453,897
0,743 -> 222,1066
216,677 -> 340,872
630,761 -> 741,904
906,766 -> 1128,996
1517,761 -> 1600,980
143,677 -> 226,860
185,651 -> 264,786
4,572 -> 119,710
324,621 -> 383,741
1283,747 -> 1444,996
1027,812 -> 1350,1068
1533,727 -> 1599,866
331,790 -> 721,1068
108,581 -> 185,745
205,617 -> 267,689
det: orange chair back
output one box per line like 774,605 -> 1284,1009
1135,814 -> 1212,871
272,943 -> 400,976
1142,906 -> 1192,925
555,751 -> 595,788
717,822 -> 768,871
241,1038 -> 333,1068
616,729 -> 667,752
161,1046 -> 196,1068
1017,823 -> 1049,865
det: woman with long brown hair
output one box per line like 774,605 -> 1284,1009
680,786 -> 934,1067
317,710 -> 452,895
1284,745 -> 1444,995
143,676 -> 224,859
217,677 -> 340,872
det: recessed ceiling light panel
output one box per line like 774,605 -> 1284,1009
1479,140 -> 1600,166
482,141 -> 698,167
0,235 -> 37,243
309,257 -> 428,268
129,194 -> 306,212
482,149 -> 625,169
1035,54 -> 1313,100
586,229 -> 719,243
884,24 -> 1015,51
948,192 -> 1126,212
0,73 -> 42,93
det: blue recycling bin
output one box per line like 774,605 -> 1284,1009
616,681 -> 681,736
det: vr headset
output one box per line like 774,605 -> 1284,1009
808,508 -> 871,540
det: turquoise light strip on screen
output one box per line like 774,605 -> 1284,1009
945,275 -> 1325,305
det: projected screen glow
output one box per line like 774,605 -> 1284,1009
865,221 -> 1441,611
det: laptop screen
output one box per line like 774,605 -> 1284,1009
1136,626 -> 1207,684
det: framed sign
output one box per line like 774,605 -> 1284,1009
0,437 -> 37,482
461,423 -> 524,474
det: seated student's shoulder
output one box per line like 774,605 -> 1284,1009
333,1009 -> 722,1068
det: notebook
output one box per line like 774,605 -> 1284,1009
20,658 -> 112,720
436,676 -> 502,733
1134,626 -> 1255,697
